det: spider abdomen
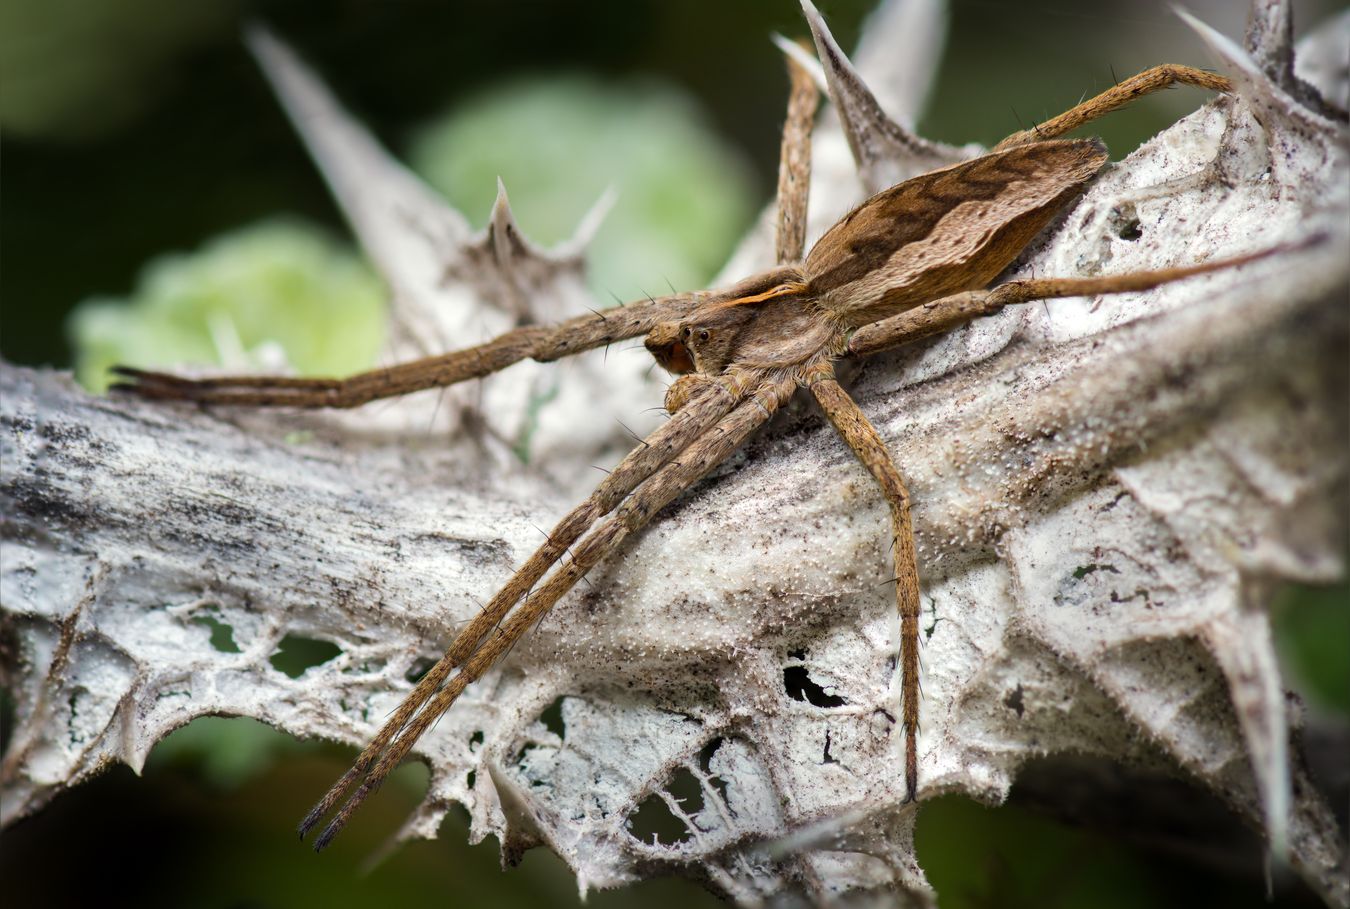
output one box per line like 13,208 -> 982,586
805,138 -> 1109,327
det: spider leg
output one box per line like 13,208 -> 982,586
775,47 -> 820,266
806,365 -> 921,801
298,377 -> 744,840
110,291 -> 700,408
847,242 -> 1297,359
993,64 -> 1231,151
305,374 -> 795,849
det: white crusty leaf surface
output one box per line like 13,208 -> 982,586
1,2 -> 1347,907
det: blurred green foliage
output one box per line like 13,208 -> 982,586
150,717 -> 316,791
0,726 -> 726,909
68,219 -> 385,391
918,794 -> 1298,909
0,0 -> 241,140
1273,582 -> 1350,715
409,76 -> 757,304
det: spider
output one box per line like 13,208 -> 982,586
113,11 -> 1279,851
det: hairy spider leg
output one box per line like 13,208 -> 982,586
806,365 -> 921,799
993,64 -> 1232,150
110,291 -> 701,407
776,50 -> 821,265
847,244 -> 1303,360
307,376 -> 797,849
298,376 -> 745,840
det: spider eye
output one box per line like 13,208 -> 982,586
682,326 -> 692,338
698,329 -> 710,341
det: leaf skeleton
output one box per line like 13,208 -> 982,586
114,7 -> 1288,851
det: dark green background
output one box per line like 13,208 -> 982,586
2,1 -> 1345,907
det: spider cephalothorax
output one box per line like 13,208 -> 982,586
646,268 -> 814,371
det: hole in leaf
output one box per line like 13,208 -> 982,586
0,686 -> 14,756
924,596 -> 943,641
466,769 -> 476,789
1004,684 -> 1025,718
783,665 -> 847,707
405,656 -> 435,683
823,730 -> 838,764
538,695 -> 566,740
469,729 -> 484,750
665,767 -> 704,817
67,690 -> 83,745
512,741 -> 542,772
697,737 -> 731,806
1073,562 -> 1119,580
1118,218 -> 1143,241
192,616 -> 241,653
270,635 -> 342,678
628,792 -> 691,846
697,737 -> 722,773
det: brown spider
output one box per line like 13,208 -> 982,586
113,11 -> 1281,851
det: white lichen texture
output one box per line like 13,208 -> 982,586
2,1 -> 1347,906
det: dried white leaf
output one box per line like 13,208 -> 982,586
2,2 -> 1348,907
